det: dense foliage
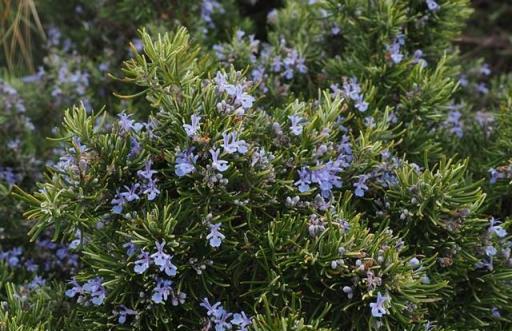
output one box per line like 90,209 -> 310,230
2,0 -> 512,330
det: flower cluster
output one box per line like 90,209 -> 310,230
65,277 -> 106,306
200,298 -> 252,331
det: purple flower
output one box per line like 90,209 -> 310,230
200,298 -> 232,330
175,149 -> 198,177
311,161 -> 343,197
171,291 -> 187,306
488,168 -> 504,184
28,275 -> 46,289
66,277 -> 106,306
340,78 -> 368,112
118,112 -> 143,134
426,0 -> 440,12
116,305 -> 137,325
413,49 -> 428,68
232,85 -> 255,110
409,257 -> 421,269
488,217 -> 507,238
282,49 -> 307,79
386,34 -> 405,64
444,110 -> 463,138
200,298 -> 223,318
128,137 -> 141,158
480,63 -> 491,76
137,160 -> 157,180
151,278 -> 173,304
120,183 -> 141,202
111,190 -> 126,214
123,242 -> 137,257
353,175 -> 369,197
476,82 -> 489,95
183,114 -> 202,137
201,0 -> 224,29
65,278 -> 83,298
331,25 -> 341,36
288,115 -> 304,136
151,241 -> 177,277
210,149 -> 229,172
295,167 -> 311,192
492,307 -> 501,318
485,245 -> 497,257
134,249 -> 151,274
207,223 -> 225,248
232,311 -> 252,330
222,132 -> 248,154
369,292 -> 390,318
143,177 -> 160,201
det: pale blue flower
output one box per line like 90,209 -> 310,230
426,0 -> 440,12
222,132 -> 248,154
116,305 -> 137,325
134,249 -> 150,274
288,115 -> 304,136
488,217 -> 507,238
175,149 -> 198,177
183,114 -> 202,137
369,292 -> 390,317
207,223 -> 225,248
210,149 -> 229,172
151,241 -> 177,277
151,278 -> 173,304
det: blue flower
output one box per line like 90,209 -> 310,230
488,217 -> 507,238
201,0 -> 224,29
210,149 -> 229,172
120,183 -> 141,202
288,115 -> 304,136
222,132 -> 248,154
200,298 -> 223,318
409,257 -> 421,269
134,249 -> 151,274
200,298 -> 233,330
67,277 -> 106,306
488,168 -> 503,184
413,49 -> 428,68
480,63 -> 491,76
426,0 -> 440,12
111,190 -> 126,214
183,114 -> 202,137
337,77 -> 368,112
444,110 -> 464,138
122,242 -> 137,257
128,137 -> 141,158
65,277 -> 83,298
353,175 -> 369,197
151,278 -> 173,304
485,245 -> 497,257
232,312 -> 252,330
295,167 -> 311,192
386,34 -> 405,64
369,292 -> 390,318
27,275 -> 46,289
118,112 -> 143,134
116,305 -> 137,325
143,177 -> 160,201
137,160 -> 157,180
231,85 -> 255,110
207,223 -> 225,248
476,82 -> 489,94
175,149 -> 198,177
151,241 -> 177,277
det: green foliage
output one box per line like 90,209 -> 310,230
2,0 -> 512,330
